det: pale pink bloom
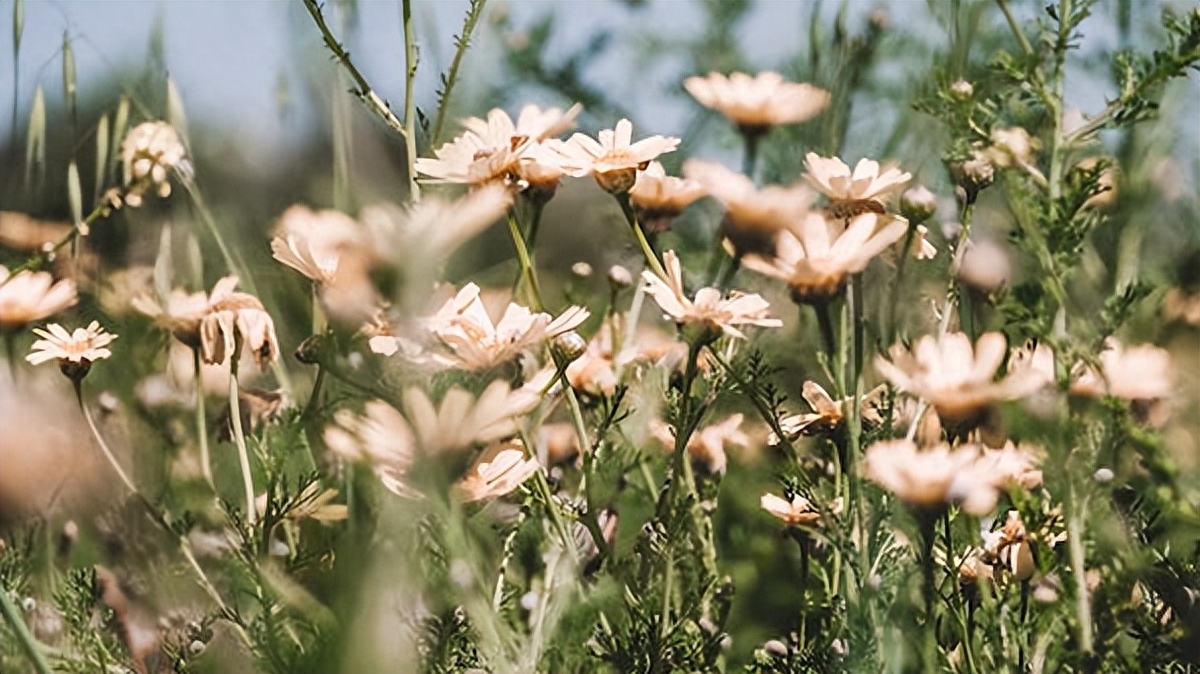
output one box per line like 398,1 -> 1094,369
26,320 -> 117,366
957,239 -> 1011,292
684,71 -> 829,130
642,250 -> 782,340
981,510 -> 1035,581
769,382 -> 890,444
803,153 -> 911,217
551,119 -> 680,193
401,380 -> 540,455
863,439 -> 1007,515
564,313 -> 691,397
760,493 -> 821,526
629,161 -> 707,233
425,283 -> 589,371
454,439 -> 541,503
1070,339 -> 1173,401
875,332 -> 1044,425
270,205 -> 364,285
324,400 -> 421,499
256,482 -> 348,523
683,159 -> 813,256
0,265 -> 78,329
188,277 -> 279,369
742,212 -> 907,302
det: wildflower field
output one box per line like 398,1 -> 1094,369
1,1 -> 1199,672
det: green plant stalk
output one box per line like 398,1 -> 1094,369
1067,494 -> 1094,653
506,210 -> 544,310
615,193 -> 668,280
193,348 -> 214,487
401,0 -> 420,201
227,337 -> 257,526
886,222 -> 919,344
430,0 -> 488,143
75,380 -> 139,496
0,587 -> 52,674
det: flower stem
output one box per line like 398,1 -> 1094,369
616,193 -> 668,280
0,587 -> 53,674
227,339 -> 257,526
506,210 -> 544,311
1067,496 -> 1094,653
401,0 -> 420,201
74,380 -> 139,496
193,348 -> 214,487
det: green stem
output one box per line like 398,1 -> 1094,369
430,0 -> 487,144
401,0 -> 420,201
616,193 -> 668,280
193,348 -> 214,488
506,210 -> 544,310
0,587 -> 53,674
227,337 -> 257,526
75,379 -> 139,496
1067,496 -> 1094,653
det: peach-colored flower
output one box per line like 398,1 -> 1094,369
742,212 -> 907,302
564,313 -> 692,396
0,266 -> 78,329
981,510 -> 1035,581
683,159 -> 814,257
425,283 -> 589,371
454,439 -> 541,503
324,400 -> 421,498
550,119 -> 680,193
769,382 -> 890,444
760,493 -> 822,526
875,332 -> 1044,426
1069,338 -> 1173,401
803,153 -> 911,218
270,205 -> 364,285
643,250 -> 781,340
629,161 -> 707,233
862,439 -> 1008,515
981,127 -> 1040,169
26,321 -> 117,381
684,71 -> 829,131
194,278 -> 279,369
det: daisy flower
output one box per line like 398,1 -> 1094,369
642,250 -> 782,341
26,320 -> 117,381
803,153 -> 911,219
0,265 -> 78,329
551,118 -> 680,194
453,439 -> 541,503
682,159 -> 814,257
683,71 -> 829,133
629,161 -> 707,233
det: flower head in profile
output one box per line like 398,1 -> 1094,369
0,265 -> 78,330
760,492 -> 828,527
684,71 -> 829,133
875,332 -> 1044,428
425,283 -> 589,371
803,153 -> 911,219
862,439 -> 1009,516
132,279 -> 226,349
26,320 -> 117,382
121,121 -> 189,207
980,510 -> 1035,581
1070,339 -> 1173,402
643,250 -> 782,341
270,205 -> 365,285
683,159 -> 814,257
416,104 -> 580,190
742,212 -> 908,303
551,119 -> 680,193
324,400 -> 421,498
454,439 -> 541,503
769,381 -> 890,444
629,161 -> 707,233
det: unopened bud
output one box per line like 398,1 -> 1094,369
294,334 -> 323,365
950,79 -> 974,99
1093,467 -> 1114,484
571,261 -> 593,278
607,264 -> 633,289
553,331 -> 588,362
763,639 -> 790,657
899,185 -> 937,225
950,153 -> 995,204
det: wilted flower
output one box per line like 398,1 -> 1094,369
1070,338 -> 1173,402
651,413 -> 749,475
742,212 -> 908,303
191,278 -> 278,370
643,250 -> 782,341
551,119 -> 680,194
629,161 -> 707,233
803,153 -> 911,219
760,492 -> 824,526
425,283 -> 589,371
0,266 -> 78,330
683,71 -> 829,133
875,332 -> 1044,427
121,121 -> 189,207
683,159 -> 814,257
26,321 -> 117,381
454,439 -> 541,503
862,439 -> 1009,515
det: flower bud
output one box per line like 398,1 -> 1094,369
950,153 -> 995,204
552,331 -> 588,362
1093,467 -> 1114,483
763,639 -> 790,657
950,79 -> 974,99
607,264 -> 633,289
899,185 -> 937,225
571,261 -> 593,278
